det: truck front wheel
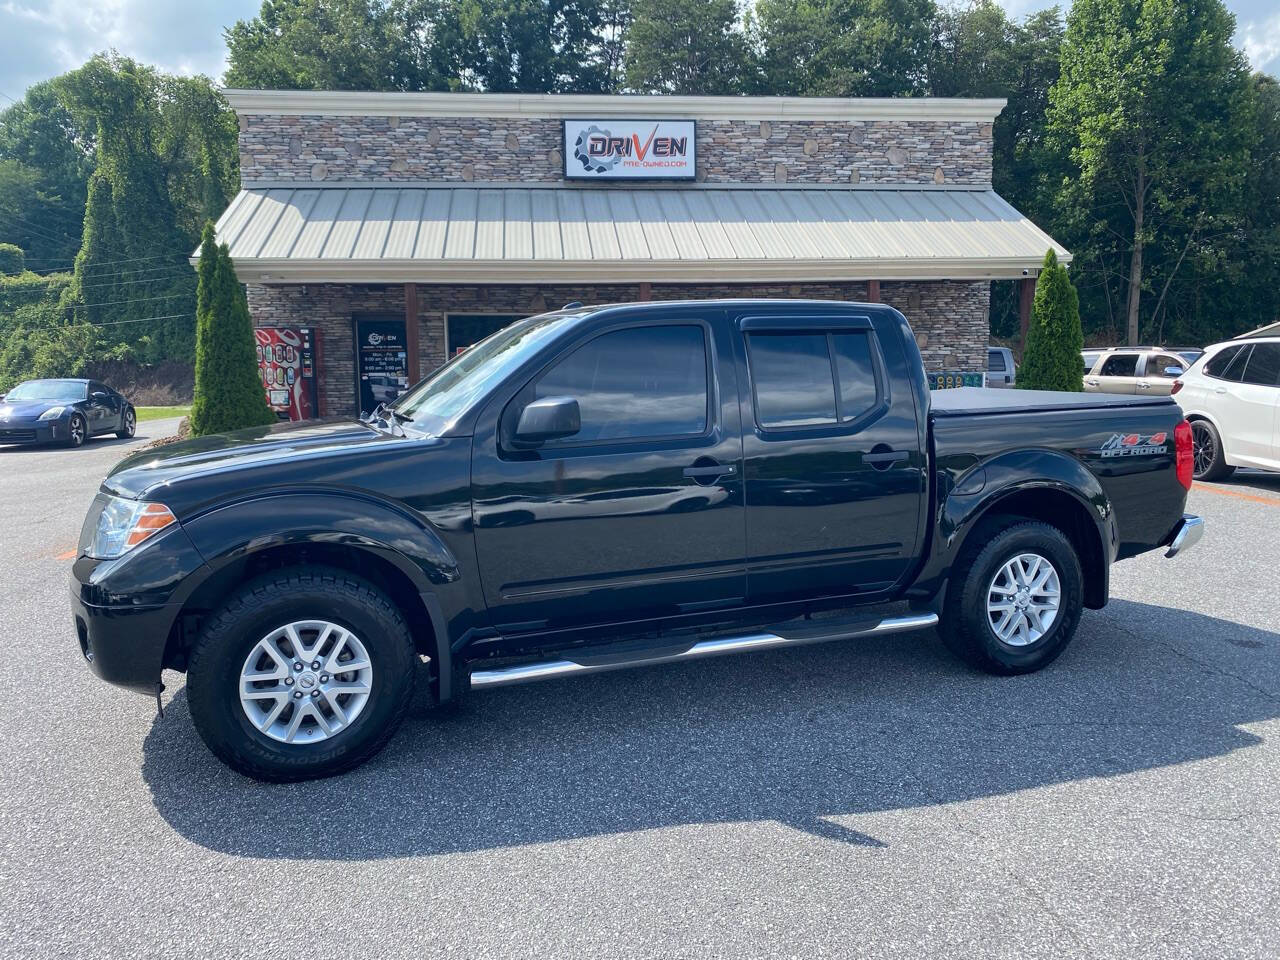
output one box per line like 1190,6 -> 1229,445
940,519 -> 1084,675
186,566 -> 416,782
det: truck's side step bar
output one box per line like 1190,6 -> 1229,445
468,611 -> 939,691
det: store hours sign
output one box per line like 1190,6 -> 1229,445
563,119 -> 696,180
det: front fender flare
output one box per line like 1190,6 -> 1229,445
179,490 -> 460,696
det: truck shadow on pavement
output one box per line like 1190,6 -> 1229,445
142,598 -> 1278,858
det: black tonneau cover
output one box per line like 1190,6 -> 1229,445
929,386 -> 1176,417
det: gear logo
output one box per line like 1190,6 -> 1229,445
573,124 -> 621,175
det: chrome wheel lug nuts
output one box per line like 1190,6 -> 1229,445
293,690 -> 303,699
293,662 -> 303,671
311,661 -> 321,670
310,690 -> 320,698
284,677 -> 294,686
320,674 -> 329,683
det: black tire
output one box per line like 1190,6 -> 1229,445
1190,419 -> 1234,482
939,519 -> 1084,676
65,413 -> 87,448
186,566 -> 416,782
116,406 -> 136,439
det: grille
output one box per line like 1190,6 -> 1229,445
0,429 -> 37,442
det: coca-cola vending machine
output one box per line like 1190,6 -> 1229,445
255,326 -> 321,421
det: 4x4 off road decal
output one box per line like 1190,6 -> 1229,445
1099,432 -> 1168,457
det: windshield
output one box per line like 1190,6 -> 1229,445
3,380 -> 86,402
393,311 -> 585,434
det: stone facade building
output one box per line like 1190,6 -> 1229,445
214,90 -> 1067,418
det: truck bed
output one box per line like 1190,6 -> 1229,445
929,386 -> 1173,418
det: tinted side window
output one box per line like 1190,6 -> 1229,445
1241,343 -> 1280,387
749,333 -> 837,428
988,349 -> 1006,372
832,333 -> 879,421
1100,354 -> 1138,377
1204,344 -> 1249,382
1148,355 -> 1184,378
534,325 -> 708,443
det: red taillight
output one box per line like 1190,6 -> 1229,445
1174,419 -> 1193,490
1170,379 -> 1184,395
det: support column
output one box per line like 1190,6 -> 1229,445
638,282 -> 652,301
404,282 -> 420,382
867,279 -> 880,303
1019,276 -> 1036,346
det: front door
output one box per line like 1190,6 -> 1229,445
732,310 -> 927,603
353,316 -> 408,416
1231,342 -> 1280,464
470,310 -> 746,637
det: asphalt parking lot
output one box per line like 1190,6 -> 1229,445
2,422 -> 1278,959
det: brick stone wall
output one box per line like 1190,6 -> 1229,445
246,280 -> 989,417
238,115 -> 994,187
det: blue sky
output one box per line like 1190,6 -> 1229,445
0,0 -> 1277,104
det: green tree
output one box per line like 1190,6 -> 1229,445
225,0 -> 423,91
624,0 -> 751,94
753,0 -> 934,97
1019,250 -> 1083,391
0,243 -> 23,275
190,224 -> 276,436
1047,0 -> 1254,345
0,80 -> 94,266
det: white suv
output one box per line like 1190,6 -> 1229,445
1173,337 -> 1280,480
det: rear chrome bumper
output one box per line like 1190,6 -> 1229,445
1165,514 -> 1204,558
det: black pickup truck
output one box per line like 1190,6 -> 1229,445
72,300 -> 1202,781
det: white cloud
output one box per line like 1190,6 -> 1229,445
1238,11 -> 1280,75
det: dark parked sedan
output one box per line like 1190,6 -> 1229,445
0,379 -> 135,447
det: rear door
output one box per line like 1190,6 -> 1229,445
470,309 -> 746,635
987,348 -> 1013,387
732,310 -> 927,603
1234,342 -> 1280,465
1088,352 -> 1141,394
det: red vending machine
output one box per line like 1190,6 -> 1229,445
255,326 -> 321,421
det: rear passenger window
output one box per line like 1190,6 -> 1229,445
747,330 -> 882,429
1241,343 -> 1280,387
988,349 -> 1006,372
1204,345 -> 1249,382
534,325 -> 708,443
1100,354 -> 1138,377
832,333 -> 879,421
749,333 -> 837,428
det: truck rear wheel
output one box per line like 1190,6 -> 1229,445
940,519 -> 1083,675
186,566 -> 416,782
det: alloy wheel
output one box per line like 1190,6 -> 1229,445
239,620 -> 374,744
69,417 -> 85,445
124,410 -> 136,436
986,552 -> 1061,647
1191,422 -> 1214,478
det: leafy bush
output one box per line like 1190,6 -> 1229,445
1019,249 -> 1085,392
0,244 -> 24,276
189,223 -> 276,436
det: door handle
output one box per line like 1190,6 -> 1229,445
1137,382 -> 1150,389
1086,379 -> 1099,386
683,463 -> 736,478
864,450 -> 909,465
1215,387 -> 1227,394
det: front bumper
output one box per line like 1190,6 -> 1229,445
1164,513 -> 1204,558
0,420 -> 62,444
70,523 -> 210,696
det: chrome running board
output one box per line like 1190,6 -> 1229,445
468,611 -> 939,691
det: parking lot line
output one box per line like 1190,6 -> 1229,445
1193,483 -> 1280,507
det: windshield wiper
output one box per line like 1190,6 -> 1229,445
362,403 -> 407,436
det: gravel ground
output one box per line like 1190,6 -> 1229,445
1,424 -> 1277,959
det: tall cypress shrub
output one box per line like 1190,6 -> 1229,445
190,222 -> 276,436
1019,249 -> 1084,392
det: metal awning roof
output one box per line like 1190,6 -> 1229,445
208,184 -> 1069,284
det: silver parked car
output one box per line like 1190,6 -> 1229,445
1082,347 -> 1190,396
987,346 -> 1016,387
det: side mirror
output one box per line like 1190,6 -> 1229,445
1163,366 -> 1184,377
91,391 -> 108,399
515,396 -> 580,443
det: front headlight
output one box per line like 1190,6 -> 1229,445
39,406 -> 66,420
87,496 -> 177,559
